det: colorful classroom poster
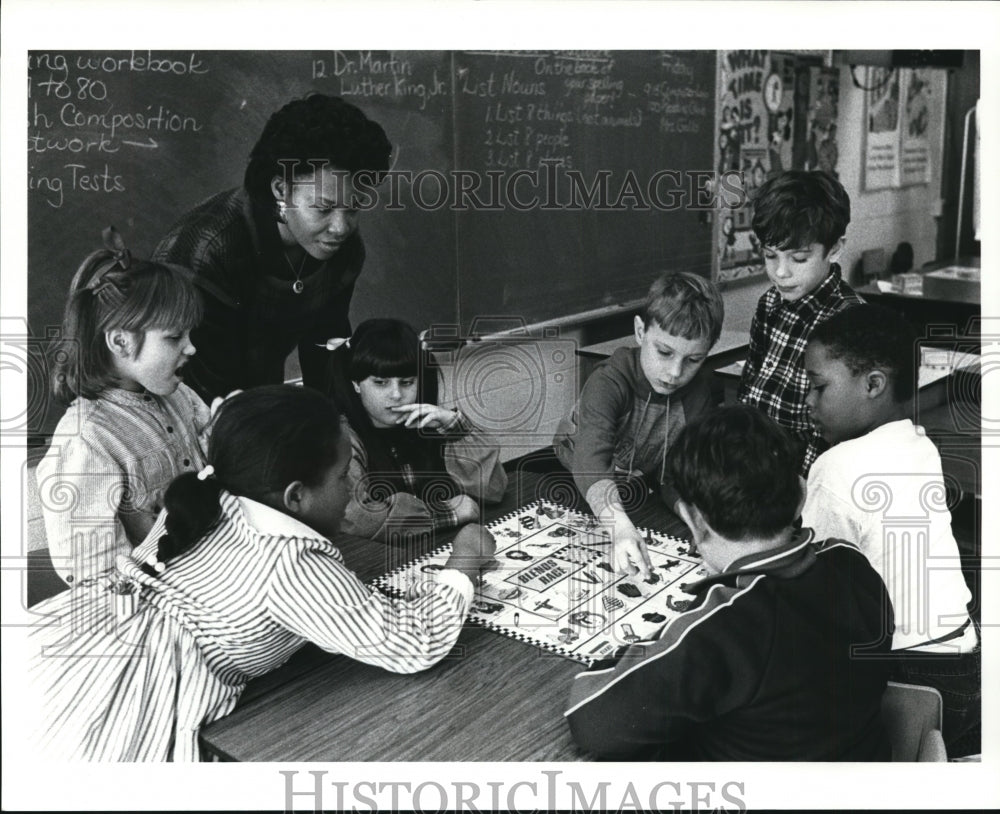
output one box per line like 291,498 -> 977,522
864,66 -> 902,189
715,52 -> 838,283
716,49 -> 779,282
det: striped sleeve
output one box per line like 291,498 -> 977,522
564,579 -> 765,758
266,543 -> 473,673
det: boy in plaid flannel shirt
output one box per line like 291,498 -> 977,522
737,170 -> 862,474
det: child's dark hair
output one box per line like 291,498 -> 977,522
144,385 -> 345,577
346,318 -> 435,392
244,94 -> 392,211
334,317 -> 437,435
751,170 -> 850,253
52,228 -> 203,404
329,318 -> 455,503
641,272 -> 724,347
809,304 -> 918,402
666,405 -> 802,540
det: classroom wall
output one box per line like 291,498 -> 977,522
436,48 -> 963,465
834,63 -> 949,283
720,278 -> 769,334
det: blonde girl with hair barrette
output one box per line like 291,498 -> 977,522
35,226 -> 210,588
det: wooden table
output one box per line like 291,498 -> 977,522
200,467 -> 687,762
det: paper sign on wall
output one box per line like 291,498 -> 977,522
865,67 -> 938,189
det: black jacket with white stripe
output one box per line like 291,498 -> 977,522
565,531 -> 894,761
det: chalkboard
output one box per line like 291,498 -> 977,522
27,50 -> 716,435
27,50 -> 456,343
451,50 -> 716,326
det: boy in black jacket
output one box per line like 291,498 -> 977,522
565,405 -> 894,761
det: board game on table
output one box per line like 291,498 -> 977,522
373,500 -> 707,664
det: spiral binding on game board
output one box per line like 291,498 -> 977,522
463,615 -> 588,664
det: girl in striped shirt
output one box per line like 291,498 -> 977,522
30,385 -> 495,761
330,319 -> 508,542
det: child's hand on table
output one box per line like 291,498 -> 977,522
585,478 -> 654,580
391,403 -> 460,430
612,516 -> 653,581
445,524 -> 498,582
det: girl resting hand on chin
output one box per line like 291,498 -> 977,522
329,318 -> 508,543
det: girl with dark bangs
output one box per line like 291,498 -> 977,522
330,319 -> 508,542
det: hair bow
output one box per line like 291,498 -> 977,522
101,225 -> 131,269
317,337 -> 350,352
70,226 -> 132,296
86,226 -> 131,287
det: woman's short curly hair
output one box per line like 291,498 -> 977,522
244,94 -> 392,206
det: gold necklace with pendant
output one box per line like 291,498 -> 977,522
283,249 -> 307,294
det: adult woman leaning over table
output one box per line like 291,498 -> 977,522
153,94 -> 392,403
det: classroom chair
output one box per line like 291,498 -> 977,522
880,681 -> 948,762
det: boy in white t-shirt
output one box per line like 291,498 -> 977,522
801,304 -> 979,756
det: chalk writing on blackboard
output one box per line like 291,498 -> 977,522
27,49 -> 720,415
451,50 -> 717,325
311,51 -> 448,111
28,51 -> 208,208
454,51 -> 710,176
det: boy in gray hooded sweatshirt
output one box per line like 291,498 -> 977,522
554,272 -> 723,579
